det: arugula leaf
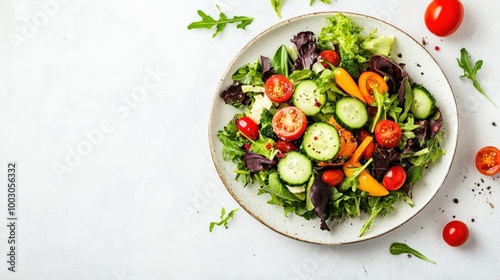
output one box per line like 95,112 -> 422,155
261,172 -> 302,202
217,119 -> 252,185
209,207 -> 239,232
249,135 -> 278,160
311,0 -> 331,4
370,88 -> 385,133
256,171 -> 313,218
397,115 -> 421,149
399,79 -> 413,122
272,45 -> 292,76
408,131 -> 445,167
273,0 -> 331,17
188,6 -> 254,38
217,119 -> 246,162
402,131 -> 445,186
359,190 -> 413,236
457,48 -> 495,106
390,242 -> 436,264
232,60 -> 264,85
270,0 -> 283,17
338,159 -> 374,192
385,92 -> 402,123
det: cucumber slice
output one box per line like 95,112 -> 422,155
302,122 -> 340,161
410,84 -> 436,119
292,80 -> 326,116
334,97 -> 369,130
277,151 -> 312,186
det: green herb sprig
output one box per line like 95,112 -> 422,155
457,48 -> 495,106
272,0 -> 332,17
209,207 -> 239,232
390,242 -> 436,264
187,6 -> 253,38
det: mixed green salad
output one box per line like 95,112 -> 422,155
217,13 -> 446,236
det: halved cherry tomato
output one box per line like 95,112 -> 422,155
264,74 -> 294,103
424,0 -> 464,37
358,71 -> 389,105
272,106 -> 307,141
475,146 -> 500,176
355,129 -> 376,160
321,169 -> 345,187
374,120 -> 402,148
382,165 -> 406,191
318,50 -> 340,69
443,220 -> 469,247
236,116 -> 259,140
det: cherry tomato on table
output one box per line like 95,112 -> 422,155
272,106 -> 307,141
443,220 -> 469,247
236,116 -> 259,140
424,0 -> 464,37
358,71 -> 389,105
383,165 -> 406,191
374,120 -> 402,148
264,74 -> 294,103
321,169 -> 345,187
318,50 -> 340,69
475,146 -> 500,176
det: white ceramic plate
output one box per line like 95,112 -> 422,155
208,12 -> 458,244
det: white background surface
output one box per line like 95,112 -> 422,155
0,0 -> 499,279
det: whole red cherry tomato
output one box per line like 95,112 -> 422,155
443,220 -> 469,247
383,165 -> 406,191
318,50 -> 340,69
236,116 -> 259,140
424,0 -> 464,37
321,169 -> 345,187
274,140 -> 297,154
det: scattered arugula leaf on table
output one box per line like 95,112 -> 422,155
390,242 -> 436,264
209,207 -> 239,232
187,6 -> 253,38
270,0 -> 284,17
457,48 -> 495,106
271,0 -> 332,17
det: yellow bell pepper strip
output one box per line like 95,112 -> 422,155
343,136 -> 389,197
333,67 -> 366,103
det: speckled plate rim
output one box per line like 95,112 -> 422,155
208,11 -> 459,245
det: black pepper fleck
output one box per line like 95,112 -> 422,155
453,198 -> 459,204
422,37 -> 428,46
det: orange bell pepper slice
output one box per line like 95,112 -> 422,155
358,71 -> 389,105
343,136 -> 389,197
333,67 -> 366,102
